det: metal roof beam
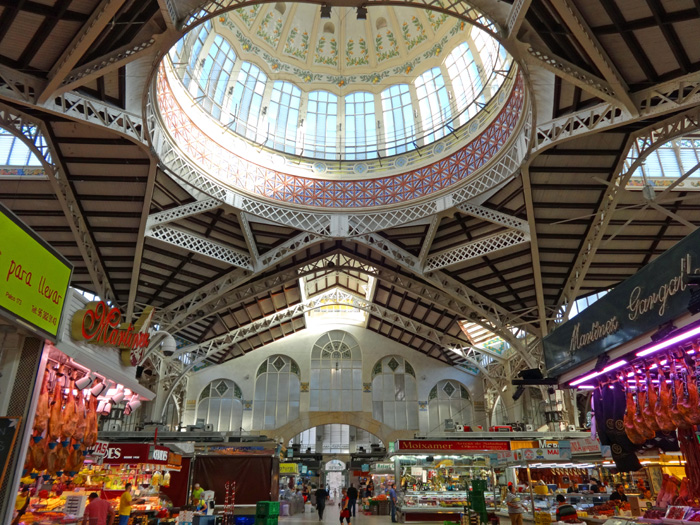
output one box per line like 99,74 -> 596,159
425,230 -> 530,271
0,102 -> 117,304
548,0 -> 637,115
456,203 -> 529,233
506,0 -> 531,40
552,105 -> 700,323
154,232 -> 324,329
145,224 -> 252,270
37,0 -> 129,104
146,198 -> 222,227
521,42 -> 622,108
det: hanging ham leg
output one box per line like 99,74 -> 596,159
48,377 -> 63,441
633,374 -> 656,440
33,372 -> 50,434
674,357 -> 697,428
74,392 -> 87,442
643,367 -> 661,431
670,357 -> 691,428
656,359 -> 676,432
624,377 -> 646,444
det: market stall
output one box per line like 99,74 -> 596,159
392,439 -> 507,522
10,291 -> 158,524
543,229 -> 700,525
190,443 -> 280,516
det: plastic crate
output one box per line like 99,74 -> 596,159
256,501 -> 280,517
254,517 -> 278,525
235,517 -> 256,525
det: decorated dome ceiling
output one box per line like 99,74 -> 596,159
210,2 -> 483,89
154,2 -> 528,210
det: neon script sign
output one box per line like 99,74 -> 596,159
71,301 -> 154,366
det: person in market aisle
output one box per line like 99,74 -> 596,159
609,485 -> 628,503
82,492 -> 115,525
347,483 -> 359,517
118,482 -> 145,525
555,495 -> 578,523
505,484 -> 524,525
315,484 -> 329,520
339,488 -> 351,525
10,486 -> 30,525
389,483 -> 397,523
191,483 -> 205,506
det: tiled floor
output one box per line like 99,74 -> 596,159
280,504 -> 395,525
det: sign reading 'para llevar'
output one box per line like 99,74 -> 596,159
543,227 -> 700,377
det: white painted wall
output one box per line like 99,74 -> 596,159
183,324 -> 483,435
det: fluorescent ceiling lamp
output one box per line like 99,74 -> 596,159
636,324 -> 700,357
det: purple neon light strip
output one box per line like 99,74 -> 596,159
636,324 -> 700,357
569,360 -> 628,387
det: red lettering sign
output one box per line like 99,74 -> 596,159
396,440 -> 510,452
70,302 -> 154,365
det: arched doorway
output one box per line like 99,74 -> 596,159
325,459 -> 346,501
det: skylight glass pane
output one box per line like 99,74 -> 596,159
657,148 -> 681,177
344,92 -> 377,160
267,81 -> 301,154
183,21 -> 211,89
230,61 -> 267,141
679,148 -> 699,176
381,84 -> 415,156
445,43 -> 482,122
415,67 -> 451,145
197,35 -> 236,119
642,151 -> 663,178
306,91 -> 338,160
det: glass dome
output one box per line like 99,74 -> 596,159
153,2 -> 528,209
167,3 -> 511,160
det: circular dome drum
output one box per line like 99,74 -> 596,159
150,2 -> 531,212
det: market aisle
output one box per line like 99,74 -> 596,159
279,503 -> 393,525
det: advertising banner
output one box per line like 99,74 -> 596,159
513,447 -> 572,461
0,203 -> 72,339
543,228 -> 700,376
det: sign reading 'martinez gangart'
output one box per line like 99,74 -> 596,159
0,203 -> 72,339
543,228 -> 700,377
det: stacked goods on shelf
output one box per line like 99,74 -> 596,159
534,510 -> 552,525
256,501 -> 280,525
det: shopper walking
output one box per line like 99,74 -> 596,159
340,488 -> 351,525
389,483 -> 397,523
347,483 -> 358,517
315,485 -> 329,520
506,485 -> 524,525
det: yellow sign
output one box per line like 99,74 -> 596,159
510,441 -> 538,450
0,204 -> 72,338
279,463 -> 299,474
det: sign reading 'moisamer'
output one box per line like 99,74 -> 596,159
0,203 -> 73,339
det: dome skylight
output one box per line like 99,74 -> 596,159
167,3 -> 512,161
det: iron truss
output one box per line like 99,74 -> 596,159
0,102 -> 117,304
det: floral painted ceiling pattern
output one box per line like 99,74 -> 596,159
217,2 -> 475,82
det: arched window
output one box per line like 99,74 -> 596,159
305,91 -> 338,159
253,355 -> 301,429
267,81 -> 302,154
445,43 -> 484,122
415,67 -> 451,145
183,21 -> 212,89
371,356 -> 418,429
197,35 -> 237,119
310,330 -> 362,411
381,84 -> 415,156
344,92 -> 377,160
197,379 -> 244,432
428,380 -> 472,432
230,62 -> 267,140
